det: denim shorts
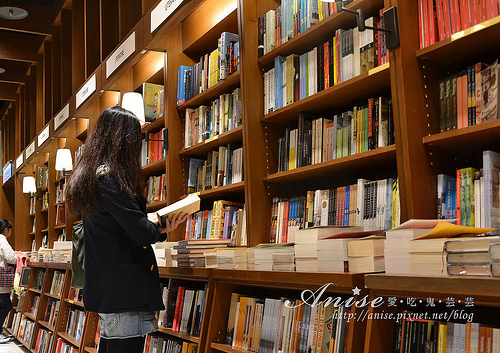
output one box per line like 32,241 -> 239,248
98,311 -> 158,339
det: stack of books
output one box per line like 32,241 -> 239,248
272,252 -> 295,271
246,248 -> 255,270
408,238 -> 448,276
384,220 -> 444,274
216,248 -> 247,270
491,242 -> 500,276
175,239 -> 231,268
153,242 -> 177,267
347,236 -> 385,273
317,227 -> 365,272
294,227 -> 329,272
445,236 -> 500,276
254,244 -> 294,271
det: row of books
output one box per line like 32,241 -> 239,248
42,191 -> 49,209
184,88 -> 242,149
393,314 -> 500,353
49,270 -> 65,296
18,317 -> 36,346
418,0 -> 500,49
438,60 -> 499,132
160,281 -> 207,337
143,336 -> 198,353
142,83 -> 165,123
177,32 -> 240,105
55,179 -> 66,204
44,298 -> 60,326
31,295 -> 40,316
75,144 -> 85,165
187,144 -> 244,193
65,308 -> 85,341
184,201 -> 245,241
445,237 -> 500,276
11,312 -> 22,340
54,338 -> 78,353
436,150 -> 500,229
146,174 -> 166,204
141,129 -> 167,167
34,328 -> 54,353
258,0 -> 357,56
226,294 -> 351,353
264,19 -> 387,114
277,98 -> 394,172
270,178 -> 400,244
37,166 -> 49,189
67,287 -> 83,303
30,195 -> 36,214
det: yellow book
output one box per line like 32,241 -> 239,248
438,323 -> 447,353
234,296 -> 248,349
318,2 -> 323,21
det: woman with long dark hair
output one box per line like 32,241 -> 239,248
66,106 -> 186,353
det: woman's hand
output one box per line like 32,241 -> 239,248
161,212 -> 189,233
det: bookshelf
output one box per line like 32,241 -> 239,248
2,0 -> 500,352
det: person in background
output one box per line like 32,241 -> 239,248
0,219 -> 16,344
66,106 -> 187,353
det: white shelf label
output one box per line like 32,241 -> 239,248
38,125 -> 50,147
16,154 -> 23,170
151,0 -> 185,33
106,32 -> 136,78
25,141 -> 35,159
76,74 -> 97,109
54,103 -> 70,131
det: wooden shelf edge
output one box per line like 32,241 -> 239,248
179,126 -> 243,157
143,116 -> 166,133
141,157 -> 167,175
58,332 -> 81,347
197,181 -> 245,198
65,299 -> 85,308
156,327 -> 200,343
85,348 -> 98,353
211,343 -> 247,353
147,199 -> 169,212
423,119 -> 500,148
265,145 -> 397,183
365,274 -> 500,298
177,71 -> 241,111
38,320 -> 55,331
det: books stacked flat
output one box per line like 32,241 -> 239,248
347,236 -> 385,273
446,236 -> 500,276
204,251 -> 217,268
154,242 -> 177,267
247,248 -> 255,270
407,238 -> 448,276
317,228 -> 367,272
384,220 -> 446,274
294,227 -> 360,272
254,244 -> 294,271
175,239 -> 231,268
272,252 -> 295,271
491,243 -> 500,276
216,248 -> 247,270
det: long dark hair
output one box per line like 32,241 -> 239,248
66,106 -> 143,218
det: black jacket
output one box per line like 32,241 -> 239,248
82,174 -> 164,313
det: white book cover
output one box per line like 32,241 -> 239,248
356,178 -> 368,228
483,150 -> 500,232
157,194 -> 201,221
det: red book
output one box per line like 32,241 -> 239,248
442,0 -> 453,37
486,0 -> 499,19
173,286 -> 185,331
324,41 -> 330,89
480,0 -> 487,21
281,200 -> 289,243
419,0 -> 426,48
470,0 -> 481,25
450,0 -> 462,33
428,0 -> 438,45
460,0 -> 471,29
456,168 -> 461,225
144,335 -> 152,353
435,0 -> 446,40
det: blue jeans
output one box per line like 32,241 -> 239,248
98,311 -> 157,339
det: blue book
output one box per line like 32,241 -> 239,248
345,185 -> 350,226
274,56 -> 286,110
299,54 -> 306,100
177,65 -> 192,105
445,176 -> 457,220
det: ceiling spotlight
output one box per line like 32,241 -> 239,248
0,2 -> 28,20
0,68 -> 5,74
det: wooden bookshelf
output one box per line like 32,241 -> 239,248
179,126 -> 243,158
142,157 -> 168,176
157,327 -> 201,343
177,71 -> 241,110
262,63 -> 391,125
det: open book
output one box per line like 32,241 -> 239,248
156,194 -> 201,227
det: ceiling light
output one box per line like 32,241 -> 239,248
0,5 -> 28,20
0,68 -> 5,74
